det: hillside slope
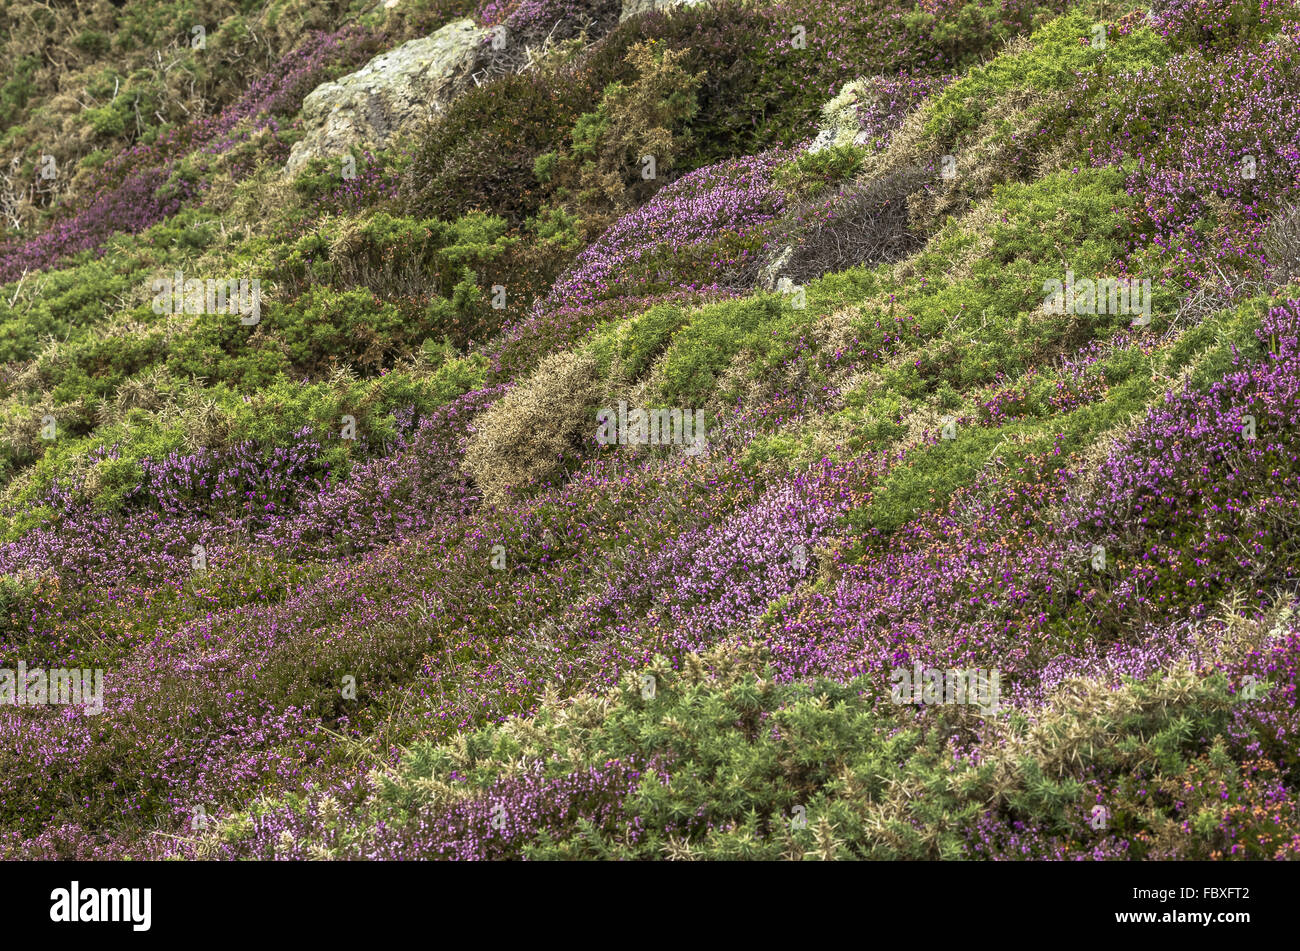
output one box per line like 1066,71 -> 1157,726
0,0 -> 1298,860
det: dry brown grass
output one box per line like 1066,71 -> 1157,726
772,167 -> 929,286
1264,200 -> 1300,288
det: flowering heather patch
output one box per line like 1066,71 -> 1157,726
1149,0 -> 1296,47
0,165 -> 193,285
1084,15 -> 1300,284
573,457 -> 865,654
852,74 -> 951,153
0,25 -> 384,282
546,149 -> 794,308
1062,301 -> 1300,617
476,0 -> 618,37
0,387 -> 495,654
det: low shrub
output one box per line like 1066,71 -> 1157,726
461,348 -> 603,504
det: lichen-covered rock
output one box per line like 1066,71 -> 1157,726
809,79 -> 873,154
810,75 -> 948,154
284,19 -> 485,179
757,245 -> 793,292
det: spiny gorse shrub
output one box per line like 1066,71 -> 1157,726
462,348 -> 602,504
202,636 -> 1281,860
540,39 -> 703,238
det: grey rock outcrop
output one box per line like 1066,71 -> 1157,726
284,19 -> 485,179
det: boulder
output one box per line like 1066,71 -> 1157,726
284,19 -> 485,179
757,245 -> 793,292
810,79 -> 871,154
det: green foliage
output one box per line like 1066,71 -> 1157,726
290,153 -> 361,203
210,641 -> 1262,860
649,294 -> 805,408
0,55 -> 38,126
772,144 -> 866,202
922,11 -> 1167,148
403,70 -> 592,224
544,40 -> 704,237
273,210 -> 519,348
526,204 -> 583,256
532,150 -> 558,184
614,303 -> 690,382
